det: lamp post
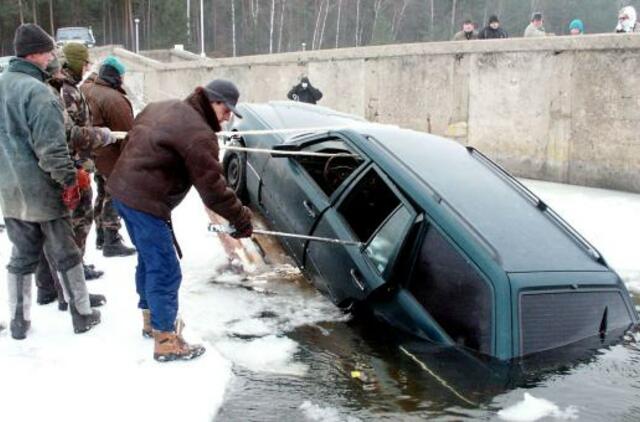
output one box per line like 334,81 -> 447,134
134,18 -> 140,53
199,0 -> 205,57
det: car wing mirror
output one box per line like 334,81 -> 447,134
271,144 -> 301,158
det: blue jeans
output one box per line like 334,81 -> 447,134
113,199 -> 181,332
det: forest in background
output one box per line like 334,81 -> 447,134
1,0 -> 639,57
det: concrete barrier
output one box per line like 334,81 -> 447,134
90,35 -> 640,193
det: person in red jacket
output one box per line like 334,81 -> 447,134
108,79 -> 252,362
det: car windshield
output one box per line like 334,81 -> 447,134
57,28 -> 91,41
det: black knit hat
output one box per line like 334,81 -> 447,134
203,79 -> 243,118
14,23 -> 55,57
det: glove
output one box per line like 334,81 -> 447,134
62,183 -> 81,211
97,127 -> 117,146
230,206 -> 253,239
77,169 -> 91,191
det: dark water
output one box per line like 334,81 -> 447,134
217,292 -> 640,422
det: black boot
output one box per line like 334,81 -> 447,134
103,229 -> 136,257
83,263 -> 104,280
96,227 -> 104,250
8,273 -> 32,340
37,288 -> 58,305
70,305 -> 101,334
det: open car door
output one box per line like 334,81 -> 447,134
305,165 -> 417,306
259,135 -> 366,265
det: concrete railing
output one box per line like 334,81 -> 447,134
90,35 -> 640,193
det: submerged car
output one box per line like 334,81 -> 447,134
221,101 -> 638,361
55,27 -> 95,48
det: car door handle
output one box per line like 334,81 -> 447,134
350,269 -> 366,291
302,200 -> 317,218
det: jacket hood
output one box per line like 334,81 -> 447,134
617,6 -> 637,32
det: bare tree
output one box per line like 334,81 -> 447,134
355,0 -> 360,46
49,0 -> 54,34
231,0 -> 237,56
312,0 -> 325,49
18,0 -> 24,25
318,0 -> 330,49
451,0 -> 457,37
277,0 -> 286,52
269,0 -> 275,53
31,0 -> 37,25
335,0 -> 342,48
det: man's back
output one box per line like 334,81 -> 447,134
0,58 -> 74,221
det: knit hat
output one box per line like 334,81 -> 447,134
62,43 -> 89,77
531,12 -> 543,21
203,79 -> 243,118
101,56 -> 125,75
489,15 -> 500,24
569,19 -> 584,34
13,23 -> 55,57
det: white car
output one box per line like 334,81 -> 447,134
56,27 -> 95,48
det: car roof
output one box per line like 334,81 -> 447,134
240,102 -> 606,273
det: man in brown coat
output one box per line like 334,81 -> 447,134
107,79 -> 253,362
81,56 -> 136,258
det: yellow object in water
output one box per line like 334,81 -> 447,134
351,371 -> 362,379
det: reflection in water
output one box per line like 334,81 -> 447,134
218,307 -> 640,421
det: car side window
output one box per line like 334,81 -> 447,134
337,168 -> 401,242
365,206 -> 413,275
293,139 -> 364,197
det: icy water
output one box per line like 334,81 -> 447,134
212,180 -> 640,422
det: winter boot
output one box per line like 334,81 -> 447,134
57,264 -> 102,334
83,263 -> 104,281
153,319 -> 205,362
7,273 -> 32,340
142,309 -> 152,338
37,289 -> 58,305
103,229 -> 136,257
96,227 -> 104,250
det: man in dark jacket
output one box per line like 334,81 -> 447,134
0,24 -> 101,339
287,76 -> 323,104
108,79 -> 253,362
478,15 -> 509,39
81,56 -> 136,258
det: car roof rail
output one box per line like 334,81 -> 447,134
466,146 -> 607,266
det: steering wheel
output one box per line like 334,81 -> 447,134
323,154 -> 359,190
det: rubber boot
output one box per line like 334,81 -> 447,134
7,273 -> 32,340
83,263 -> 104,280
103,229 -> 136,257
142,309 -> 152,338
57,264 -> 101,334
153,319 -> 205,362
96,227 -> 104,250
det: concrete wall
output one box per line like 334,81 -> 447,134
91,35 -> 640,193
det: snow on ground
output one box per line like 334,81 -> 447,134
522,179 -> 640,294
0,187 -> 344,422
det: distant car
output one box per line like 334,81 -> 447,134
0,56 -> 11,73
55,27 -> 95,48
222,101 -> 639,361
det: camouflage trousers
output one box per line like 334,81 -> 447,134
94,173 -> 121,231
71,185 -> 94,257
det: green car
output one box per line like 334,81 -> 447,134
223,101 -> 638,360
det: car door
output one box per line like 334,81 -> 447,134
305,165 -> 417,305
259,135 -> 366,265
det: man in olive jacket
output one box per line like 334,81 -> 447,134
108,79 -> 252,362
0,24 -> 100,339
